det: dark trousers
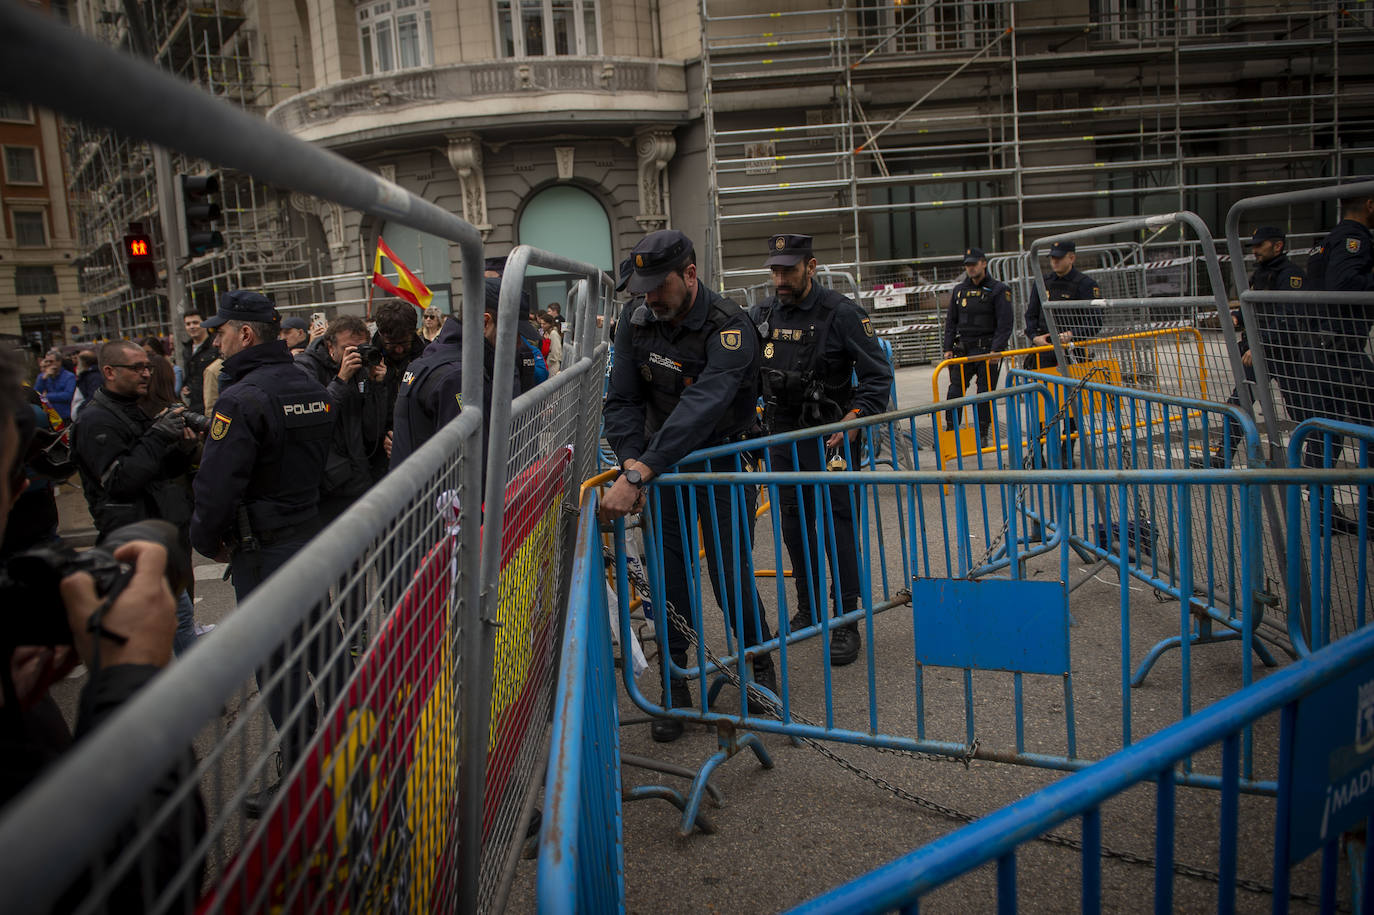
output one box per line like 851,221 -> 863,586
653,458 -> 773,662
945,350 -> 1000,437
771,437 -> 861,624
232,538 -> 339,770
1221,360 -> 1259,460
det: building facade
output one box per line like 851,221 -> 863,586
57,0 -> 1374,344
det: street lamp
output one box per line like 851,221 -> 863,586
37,296 -> 48,351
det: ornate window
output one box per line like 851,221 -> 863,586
495,0 -> 600,57
358,0 -> 434,75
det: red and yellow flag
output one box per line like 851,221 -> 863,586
372,238 -> 433,310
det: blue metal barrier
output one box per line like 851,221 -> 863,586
537,491 -> 626,913
1286,417 -> 1374,656
606,381 -> 1325,834
789,621 -> 1374,914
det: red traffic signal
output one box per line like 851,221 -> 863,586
124,224 -> 157,290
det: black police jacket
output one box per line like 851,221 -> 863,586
1025,268 -> 1101,341
389,318 -> 522,469
943,274 -> 1013,353
294,338 -> 388,502
1249,254 -> 1306,336
1306,218 -> 1374,347
749,282 -> 892,433
603,284 -> 759,474
181,338 -> 218,415
71,387 -> 194,538
370,329 -> 428,482
190,341 -> 334,557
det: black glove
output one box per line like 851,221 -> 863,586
149,409 -> 187,442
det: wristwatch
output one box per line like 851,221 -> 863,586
621,466 -> 644,487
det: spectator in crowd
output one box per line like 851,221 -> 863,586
71,340 -> 204,656
1,384 -> 69,557
181,308 -> 217,415
279,316 -> 311,356
140,347 -> 180,417
294,315 -> 388,531
1,349 -> 205,904
191,291 -> 335,817
391,278 -> 524,469
421,305 -> 445,342
34,352 -> 76,424
202,354 -> 224,414
369,298 -> 427,478
539,310 -> 563,375
70,350 -> 100,420
547,301 -> 565,329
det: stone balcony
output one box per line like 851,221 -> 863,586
266,57 -> 690,147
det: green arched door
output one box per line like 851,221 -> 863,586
517,185 -> 612,312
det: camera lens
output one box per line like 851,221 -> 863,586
182,411 -> 211,433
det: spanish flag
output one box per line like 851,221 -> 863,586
372,238 -> 433,310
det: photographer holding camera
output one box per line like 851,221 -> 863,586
71,340 -> 205,656
294,315 -> 388,532
1,350 -> 205,907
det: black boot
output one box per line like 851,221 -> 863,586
830,622 -> 861,666
651,658 -> 692,743
747,654 -> 778,715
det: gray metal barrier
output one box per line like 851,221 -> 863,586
1225,180 -> 1374,653
0,5 -> 609,913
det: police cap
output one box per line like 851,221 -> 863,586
616,256 -> 633,293
764,233 -> 814,268
1247,226 -> 1285,246
626,229 -> 695,294
204,290 -> 278,328
962,247 -> 986,265
1048,240 -> 1076,257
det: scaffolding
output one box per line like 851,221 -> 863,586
701,0 -> 1374,353
64,0 -> 312,340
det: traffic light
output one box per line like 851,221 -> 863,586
176,174 -> 224,255
124,223 -> 157,289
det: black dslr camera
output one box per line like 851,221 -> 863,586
353,344 -> 384,367
180,411 -> 212,434
0,520 -> 190,646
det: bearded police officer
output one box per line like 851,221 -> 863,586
942,247 -> 1013,446
1025,239 -> 1102,367
750,233 -> 891,666
189,290 -> 336,816
600,229 -> 776,743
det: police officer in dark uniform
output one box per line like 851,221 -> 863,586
1303,190 -> 1374,534
1025,239 -> 1102,365
942,247 -> 1013,445
1197,226 -> 1308,468
600,229 -> 775,743
189,290 -> 335,816
390,277 -> 524,470
750,233 -> 891,666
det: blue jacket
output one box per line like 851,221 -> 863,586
35,368 -> 76,422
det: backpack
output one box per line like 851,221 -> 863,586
520,335 -> 549,385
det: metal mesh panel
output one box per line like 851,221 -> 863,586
0,407 -> 485,914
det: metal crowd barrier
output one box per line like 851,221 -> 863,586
599,383 -> 1299,837
536,489 -> 626,913
0,7 -> 610,913
790,620 -> 1374,914
1225,180 -> 1374,654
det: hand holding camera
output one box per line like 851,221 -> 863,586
337,345 -> 364,382
60,539 -> 177,670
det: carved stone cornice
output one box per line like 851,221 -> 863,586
290,192 -> 346,255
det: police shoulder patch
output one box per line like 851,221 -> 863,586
1092,286 -> 1101,297
1349,237 -> 1362,253
1290,275 -> 1302,289
720,328 -> 742,351
209,411 -> 232,441
861,317 -> 874,337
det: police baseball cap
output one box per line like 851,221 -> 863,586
1247,226 -> 1285,245
962,247 -> 986,265
615,256 -> 633,293
280,316 -> 309,332
626,229 -> 695,294
764,233 -> 814,268
484,255 -> 508,276
1048,240 -> 1076,257
203,290 -> 279,328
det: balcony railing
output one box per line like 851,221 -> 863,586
266,57 -> 686,135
